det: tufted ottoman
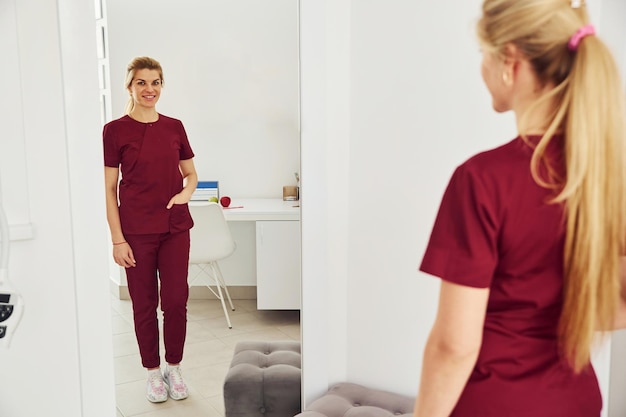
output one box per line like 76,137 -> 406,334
223,340 -> 302,417
296,382 -> 415,417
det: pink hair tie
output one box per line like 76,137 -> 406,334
568,24 -> 595,51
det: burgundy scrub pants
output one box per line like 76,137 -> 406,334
125,230 -> 190,369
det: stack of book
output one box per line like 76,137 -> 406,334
191,181 -> 219,201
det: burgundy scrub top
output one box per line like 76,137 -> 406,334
420,136 -> 602,417
103,114 -> 195,235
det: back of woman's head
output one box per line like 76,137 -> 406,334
124,56 -> 164,114
479,0 -> 626,373
478,0 -> 585,87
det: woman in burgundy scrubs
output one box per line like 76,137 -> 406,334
413,2 -> 626,417
103,57 -> 198,403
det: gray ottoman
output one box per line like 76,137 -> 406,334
224,340 -> 302,417
296,382 -> 415,416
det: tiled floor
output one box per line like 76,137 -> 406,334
111,295 -> 301,417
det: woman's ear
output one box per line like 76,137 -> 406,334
501,43 -> 522,86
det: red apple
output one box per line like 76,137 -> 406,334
220,196 -> 231,208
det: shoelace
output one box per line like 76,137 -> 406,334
167,368 -> 185,389
148,373 -> 167,394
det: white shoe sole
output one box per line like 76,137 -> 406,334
147,395 -> 168,403
146,396 -> 167,404
168,391 -> 188,400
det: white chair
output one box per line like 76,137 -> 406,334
188,203 -> 236,329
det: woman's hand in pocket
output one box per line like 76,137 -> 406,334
166,193 -> 189,209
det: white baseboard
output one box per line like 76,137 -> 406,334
109,280 -> 256,301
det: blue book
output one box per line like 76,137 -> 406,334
197,181 -> 219,189
191,181 -> 219,201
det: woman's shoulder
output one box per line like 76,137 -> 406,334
157,113 -> 184,125
103,115 -> 134,136
107,114 -> 133,124
103,114 -> 133,129
462,136 -> 527,172
449,136 -> 532,191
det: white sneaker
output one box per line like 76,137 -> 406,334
163,365 -> 189,400
146,370 -> 168,403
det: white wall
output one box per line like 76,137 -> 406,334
0,1 -> 30,237
0,0 -> 115,416
301,0 -> 511,401
300,0 -> 352,400
345,0 -> 508,395
106,0 -> 300,200
301,1 -> 624,416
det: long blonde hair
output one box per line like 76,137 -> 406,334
478,0 -> 626,372
124,56 -> 164,115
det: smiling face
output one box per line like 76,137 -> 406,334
128,68 -> 162,110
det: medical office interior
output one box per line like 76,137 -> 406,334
0,0 -> 625,417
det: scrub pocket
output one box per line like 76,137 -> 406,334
169,203 -> 194,233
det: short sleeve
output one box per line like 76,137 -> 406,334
102,122 -> 120,167
420,163 -> 500,288
178,121 -> 195,160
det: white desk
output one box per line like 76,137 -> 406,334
196,198 -> 300,222
189,198 -> 301,310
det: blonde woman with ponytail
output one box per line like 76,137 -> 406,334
103,57 -> 198,403
414,1 -> 626,416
